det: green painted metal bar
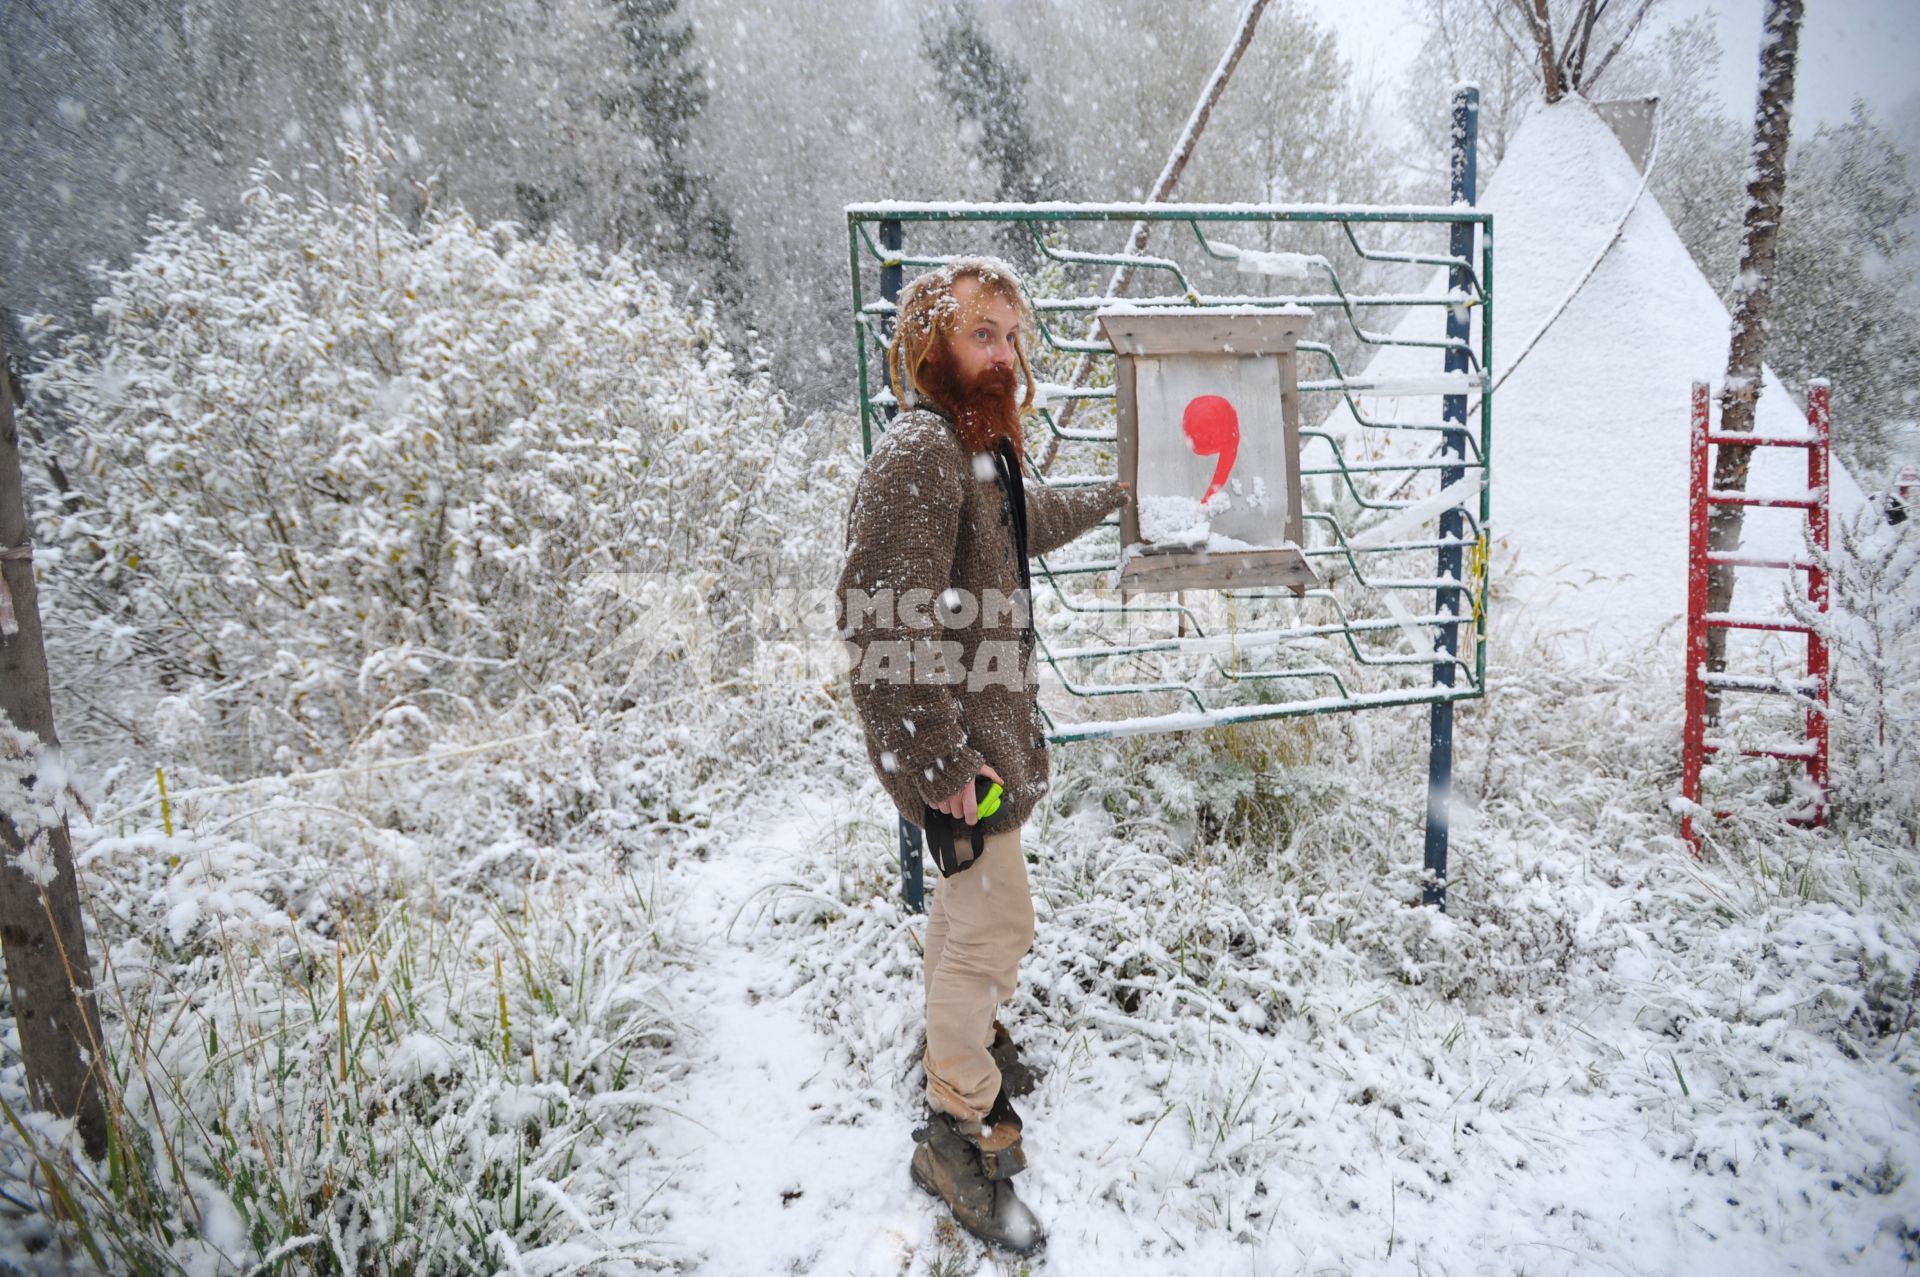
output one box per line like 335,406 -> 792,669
848,223 -> 876,455
1024,221 -> 1198,296
1336,221 -> 1484,299
844,197 -> 1493,747
1045,684 -> 1487,744
1044,612 -> 1475,661
1034,546 -> 1451,689
1182,221 -> 1485,357
1297,341 -> 1466,434
1020,293 -> 1465,312
1180,216 -> 1482,298
866,294 -> 1462,320
1028,403 -> 1117,445
853,219 -> 949,272
1031,556 -> 1482,674
848,202 -> 1489,224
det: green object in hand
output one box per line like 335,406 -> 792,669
976,777 -> 1003,821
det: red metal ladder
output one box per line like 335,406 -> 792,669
1681,380 -> 1832,854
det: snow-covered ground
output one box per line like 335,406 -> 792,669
2,614 -> 1917,1276
723,640 -> 1920,1275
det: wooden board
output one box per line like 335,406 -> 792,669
1116,544 -> 1319,594
1098,306 -> 1309,357
1096,306 -> 1314,595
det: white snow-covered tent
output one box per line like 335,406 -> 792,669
1322,96 -> 1868,655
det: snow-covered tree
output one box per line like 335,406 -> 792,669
920,1 -> 1067,269
1607,17 -> 1749,282
687,0 -> 979,410
921,2 -> 1063,207
1399,0 -> 1544,180
0,0 -> 735,349
606,0 -> 745,317
1769,105 -> 1920,477
973,0 -> 1393,210
1503,0 -> 1660,104
1702,0 -> 1803,700
1399,5 -> 1735,204
20,135 -> 788,773
1791,510 -> 1920,843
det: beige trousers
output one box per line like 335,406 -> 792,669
922,822 -> 1036,1123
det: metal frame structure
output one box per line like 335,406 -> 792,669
850,88 -> 1491,909
1681,379 -> 1832,853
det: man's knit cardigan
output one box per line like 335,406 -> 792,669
836,405 -> 1127,837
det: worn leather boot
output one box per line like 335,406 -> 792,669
988,1019 -> 1038,1098
975,1080 -> 1026,1179
909,1110 -> 1045,1255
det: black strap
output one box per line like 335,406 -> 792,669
921,441 -> 1029,875
922,438 -> 1031,877
922,804 -> 988,876
993,439 -> 1033,633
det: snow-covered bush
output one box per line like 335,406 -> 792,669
0,134 -> 862,1274
22,137 -> 789,774
1801,509 -> 1920,842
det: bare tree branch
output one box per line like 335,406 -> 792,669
1584,0 -> 1660,92
1508,0 -> 1564,101
1556,0 -> 1599,76
1564,0 -> 1608,90
1479,0 -> 1547,87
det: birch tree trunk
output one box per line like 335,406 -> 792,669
0,328 -> 110,1160
1704,0 -> 1805,710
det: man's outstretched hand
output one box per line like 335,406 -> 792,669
934,761 -> 1005,826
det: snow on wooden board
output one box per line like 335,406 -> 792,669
1317,96 -> 1868,658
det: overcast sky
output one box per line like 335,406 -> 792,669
1664,0 -> 1919,127
1296,0 -> 1919,133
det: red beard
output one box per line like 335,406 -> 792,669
920,341 -> 1026,462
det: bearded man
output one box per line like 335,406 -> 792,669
835,258 -> 1130,1252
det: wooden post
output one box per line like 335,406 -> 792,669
0,327 -> 110,1159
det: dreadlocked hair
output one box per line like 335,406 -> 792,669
885,256 -> 1039,416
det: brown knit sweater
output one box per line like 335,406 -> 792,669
837,406 -> 1127,836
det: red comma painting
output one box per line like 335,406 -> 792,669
1132,354 -> 1288,549
1182,394 -> 1240,505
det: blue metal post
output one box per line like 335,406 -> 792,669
876,219 -> 927,915
879,219 -> 904,337
1425,86 -> 1478,910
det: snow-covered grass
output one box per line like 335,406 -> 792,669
0,135 -> 852,1272
756,627 -> 1920,1274
0,407 -> 856,1273
0,689 -> 752,1275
